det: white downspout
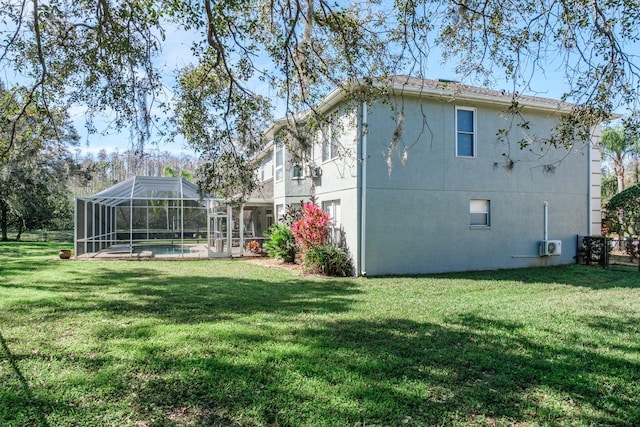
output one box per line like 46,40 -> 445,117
543,201 -> 549,242
360,102 -> 368,276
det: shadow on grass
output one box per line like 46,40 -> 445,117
0,330 -> 51,427
6,273 -> 638,425
2,246 -> 640,425
424,264 -> 640,290
2,267 -> 362,325
71,315 -> 639,426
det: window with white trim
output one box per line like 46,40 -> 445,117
275,140 -> 284,181
456,107 -> 476,158
292,164 -> 304,179
292,147 -> 310,179
322,199 -> 341,244
275,204 -> 284,222
470,199 -> 490,227
321,112 -> 339,162
266,209 -> 274,229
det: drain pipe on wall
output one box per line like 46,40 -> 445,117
359,102 -> 368,276
544,201 -> 549,242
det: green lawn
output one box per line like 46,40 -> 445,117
1,242 -> 639,426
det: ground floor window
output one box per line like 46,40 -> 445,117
470,199 -> 490,227
266,209 -> 273,229
275,204 -> 284,222
322,199 -> 341,244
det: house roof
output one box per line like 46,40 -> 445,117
387,75 -> 573,111
264,75 -> 577,138
78,176 -> 209,207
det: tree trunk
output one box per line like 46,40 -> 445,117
614,159 -> 625,194
617,174 -> 625,194
1,200 -> 8,241
16,222 -> 23,241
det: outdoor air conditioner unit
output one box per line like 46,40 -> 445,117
539,240 -> 562,256
308,165 -> 322,178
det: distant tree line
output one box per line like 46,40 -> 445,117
1,107 -> 200,241
69,149 -> 200,196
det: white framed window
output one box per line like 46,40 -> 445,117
275,140 -> 284,181
456,107 -> 476,158
293,146 -> 312,179
470,199 -> 490,227
321,112 -> 339,162
322,199 -> 341,244
266,209 -> 274,229
292,164 -> 304,179
275,204 -> 284,222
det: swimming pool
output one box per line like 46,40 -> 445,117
132,245 -> 191,255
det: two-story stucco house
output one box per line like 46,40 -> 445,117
252,76 -> 602,276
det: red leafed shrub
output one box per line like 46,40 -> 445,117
291,202 -> 330,252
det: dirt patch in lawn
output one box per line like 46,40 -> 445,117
237,255 -> 306,275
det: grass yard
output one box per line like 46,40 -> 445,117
1,242 -> 639,426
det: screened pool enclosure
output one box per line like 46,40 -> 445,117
74,176 -> 241,258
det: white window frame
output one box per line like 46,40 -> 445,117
275,204 -> 284,222
275,140 -> 284,182
266,209 -> 274,229
456,106 -> 477,158
322,199 -> 341,244
292,164 -> 304,179
321,111 -> 340,162
470,199 -> 490,227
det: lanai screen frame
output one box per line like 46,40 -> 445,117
75,176 -> 213,257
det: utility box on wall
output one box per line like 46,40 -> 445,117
539,240 -> 562,256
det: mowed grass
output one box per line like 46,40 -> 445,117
1,242 -> 639,426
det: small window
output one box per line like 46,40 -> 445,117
470,199 -> 490,227
456,107 -> 476,158
292,164 -> 304,179
266,209 -> 274,229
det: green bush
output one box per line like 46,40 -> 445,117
263,223 -> 297,263
304,244 -> 354,276
604,184 -> 640,237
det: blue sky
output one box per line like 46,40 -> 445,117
73,17 -> 637,159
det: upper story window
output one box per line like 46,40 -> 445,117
292,164 -> 304,179
456,107 -> 476,158
321,112 -> 339,162
292,146 -> 311,180
275,139 -> 284,182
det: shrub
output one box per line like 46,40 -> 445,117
304,244 -> 354,276
604,184 -> 640,237
291,203 -> 330,252
263,223 -> 296,263
280,202 -> 304,226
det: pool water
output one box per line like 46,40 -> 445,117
133,245 -> 191,255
